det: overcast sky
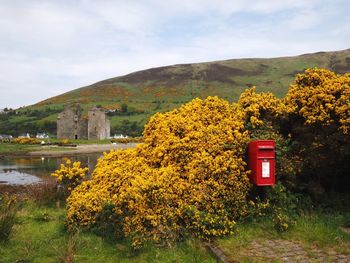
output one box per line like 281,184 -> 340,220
0,0 -> 349,108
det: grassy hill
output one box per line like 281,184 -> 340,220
2,49 -> 350,137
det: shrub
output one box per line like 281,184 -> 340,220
237,88 -> 301,189
284,68 -> 350,134
59,139 -> 71,145
51,159 -> 88,194
247,183 -> 300,232
67,96 -> 251,247
13,137 -> 41,145
0,194 -> 18,242
238,87 -> 285,129
267,184 -> 299,232
283,69 -> 350,193
89,203 -> 124,241
238,71 -> 350,194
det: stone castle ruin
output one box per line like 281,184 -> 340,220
57,105 -> 110,140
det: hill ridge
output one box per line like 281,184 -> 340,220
38,48 -> 350,107
2,48 -> 349,137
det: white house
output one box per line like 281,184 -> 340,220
36,133 -> 49,139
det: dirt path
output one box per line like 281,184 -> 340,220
28,143 -> 138,157
218,239 -> 350,263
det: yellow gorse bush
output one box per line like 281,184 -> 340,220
285,68 -> 350,134
59,138 -> 71,145
67,96 -> 251,247
13,137 -> 41,145
281,68 -> 350,194
237,87 -> 302,184
238,87 -> 286,128
66,69 -> 350,246
51,159 -> 88,191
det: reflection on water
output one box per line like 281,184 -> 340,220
0,171 -> 41,185
0,154 -> 101,185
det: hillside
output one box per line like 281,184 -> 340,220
2,49 -> 350,136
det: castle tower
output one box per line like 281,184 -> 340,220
57,104 -> 88,139
88,107 -> 110,140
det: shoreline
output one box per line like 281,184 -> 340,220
0,143 -> 138,158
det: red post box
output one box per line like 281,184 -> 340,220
248,140 -> 275,186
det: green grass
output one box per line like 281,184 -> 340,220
7,115 -> 37,124
0,143 -> 41,154
0,140 -> 115,155
0,201 -> 215,263
284,212 -> 350,252
3,200 -> 348,263
109,114 -> 149,127
0,142 -> 78,155
2,189 -> 350,262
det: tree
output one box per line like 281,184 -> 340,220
121,103 -> 128,113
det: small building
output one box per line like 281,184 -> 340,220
36,133 -> 49,139
57,105 -> 110,140
113,134 -> 128,139
0,134 -> 13,140
18,133 -> 30,138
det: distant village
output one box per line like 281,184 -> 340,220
0,105 -> 129,141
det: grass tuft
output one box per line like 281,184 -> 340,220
0,194 -> 18,242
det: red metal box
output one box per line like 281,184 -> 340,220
248,140 -> 275,186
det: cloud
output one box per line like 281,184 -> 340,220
82,1 -> 157,32
0,2 -> 96,50
0,0 -> 349,108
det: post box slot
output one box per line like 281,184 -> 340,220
257,146 -> 274,150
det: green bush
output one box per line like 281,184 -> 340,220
247,183 -> 304,232
89,203 -> 124,242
